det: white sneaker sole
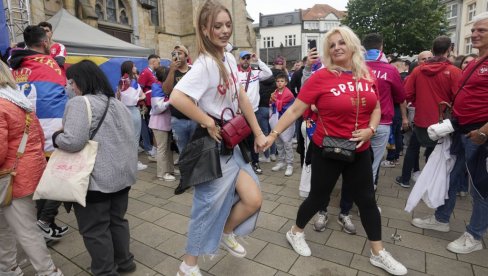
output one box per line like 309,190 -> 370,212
221,242 -> 246,258
447,243 -> 483,254
370,258 -> 407,275
411,220 -> 450,232
337,219 -> 356,235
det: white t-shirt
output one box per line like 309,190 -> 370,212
174,52 -> 241,121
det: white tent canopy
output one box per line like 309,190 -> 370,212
47,9 -> 153,57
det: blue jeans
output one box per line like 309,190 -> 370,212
387,106 -> 403,161
463,136 -> 488,240
255,107 -> 276,157
435,136 -> 467,223
185,146 -> 260,255
370,124 -> 391,182
171,117 -> 197,153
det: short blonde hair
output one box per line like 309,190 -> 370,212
0,60 -> 17,89
322,26 -> 371,81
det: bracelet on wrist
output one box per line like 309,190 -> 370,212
271,130 -> 281,136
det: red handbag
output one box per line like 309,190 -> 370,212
220,107 -> 251,149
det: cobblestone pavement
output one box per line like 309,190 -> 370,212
20,151 -> 488,275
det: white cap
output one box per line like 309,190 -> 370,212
473,11 -> 488,24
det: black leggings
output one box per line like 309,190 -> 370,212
296,142 -> 382,241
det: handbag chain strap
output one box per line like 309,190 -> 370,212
318,80 -> 360,137
11,113 -> 32,172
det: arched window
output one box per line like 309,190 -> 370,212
95,1 -> 104,20
96,0 -> 130,25
119,9 -> 128,25
106,0 -> 116,22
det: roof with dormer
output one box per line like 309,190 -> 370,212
302,4 -> 346,21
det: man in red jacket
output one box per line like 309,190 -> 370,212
404,36 -> 462,146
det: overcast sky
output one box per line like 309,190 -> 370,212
245,0 -> 349,23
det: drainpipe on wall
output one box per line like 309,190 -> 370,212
131,0 -> 140,45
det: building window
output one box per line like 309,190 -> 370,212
266,18 -> 273,26
468,3 -> 476,22
263,37 -> 274,48
465,37 -> 472,54
96,0 -> 130,25
447,3 -> 458,19
285,35 -> 296,46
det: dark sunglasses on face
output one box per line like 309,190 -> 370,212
241,55 -> 251,60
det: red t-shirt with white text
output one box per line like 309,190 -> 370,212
298,68 -> 379,152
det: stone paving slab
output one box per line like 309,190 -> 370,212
18,151 -> 487,276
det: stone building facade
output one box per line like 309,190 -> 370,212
27,0 -> 256,60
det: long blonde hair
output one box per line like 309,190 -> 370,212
195,0 -> 233,87
0,60 -> 17,89
322,26 -> 371,81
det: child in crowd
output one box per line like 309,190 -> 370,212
269,73 -> 295,176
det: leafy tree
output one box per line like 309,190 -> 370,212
342,0 -> 447,56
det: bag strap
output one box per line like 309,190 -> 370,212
317,80 -> 360,137
84,96 -> 111,140
452,55 -> 488,106
12,113 -> 32,171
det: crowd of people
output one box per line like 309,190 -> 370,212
1,0 -> 488,275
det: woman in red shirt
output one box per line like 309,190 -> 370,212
264,26 -> 407,275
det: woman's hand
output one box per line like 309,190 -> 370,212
254,134 -> 268,153
350,128 -> 374,148
202,117 -> 221,143
262,134 -> 277,152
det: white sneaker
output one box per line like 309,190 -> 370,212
138,146 -> 145,153
285,165 -> 293,176
147,155 -> 157,162
3,266 -> 23,276
411,170 -> 421,182
270,154 -> 277,162
137,161 -> 147,171
272,162 -> 286,171
447,232 -> 483,254
160,173 -> 176,182
411,215 -> 450,232
147,147 -> 157,157
370,249 -> 407,275
176,262 -> 202,276
221,232 -> 246,258
259,156 -> 271,163
173,169 -> 180,176
380,160 -> 396,168
286,229 -> 311,256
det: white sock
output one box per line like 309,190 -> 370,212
180,261 -> 197,273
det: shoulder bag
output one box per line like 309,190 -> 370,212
220,61 -> 252,149
34,96 -> 110,207
318,81 -> 359,163
0,113 -> 32,207
177,125 -> 222,192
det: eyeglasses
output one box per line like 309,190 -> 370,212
241,55 -> 251,60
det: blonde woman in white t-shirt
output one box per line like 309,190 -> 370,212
170,1 -> 267,275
